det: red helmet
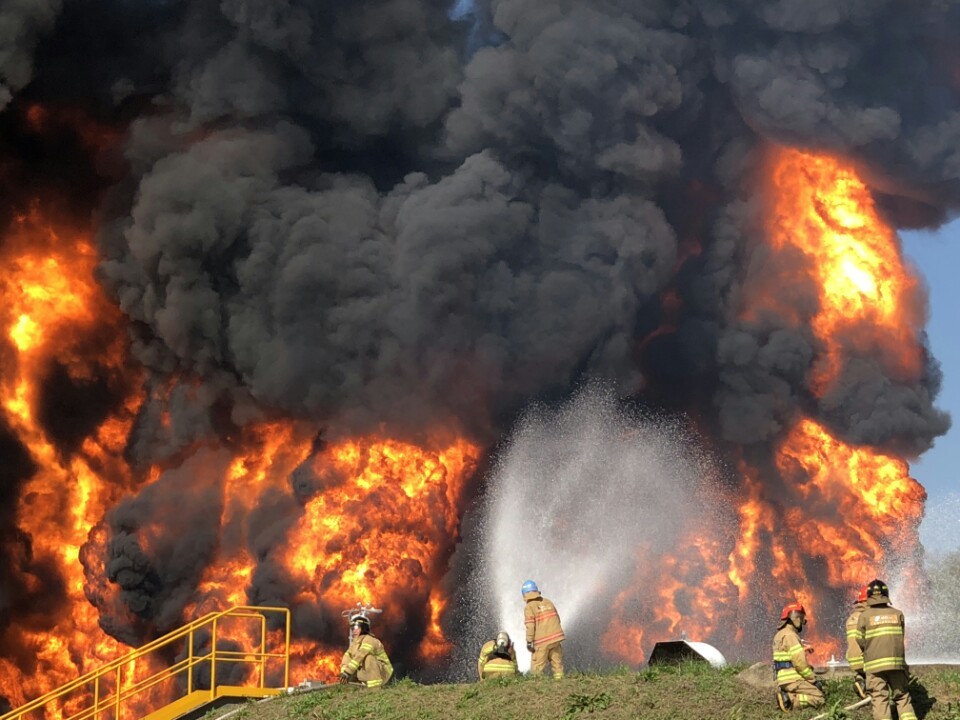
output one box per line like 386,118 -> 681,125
856,585 -> 869,603
780,601 -> 805,621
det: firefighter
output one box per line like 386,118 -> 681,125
477,630 -> 519,679
339,614 -> 394,689
773,601 -> 825,711
845,585 -> 870,699
856,579 -> 917,720
522,580 -> 565,678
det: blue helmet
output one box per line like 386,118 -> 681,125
521,580 -> 539,596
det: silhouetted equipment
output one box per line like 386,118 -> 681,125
648,640 -> 728,668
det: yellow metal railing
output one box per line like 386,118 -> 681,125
1,605 -> 291,720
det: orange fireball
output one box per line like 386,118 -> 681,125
0,207 -> 144,705
602,148 -> 929,665
766,149 -> 924,392
279,434 -> 478,679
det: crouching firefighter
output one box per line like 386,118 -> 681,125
339,613 -> 394,689
478,631 -> 519,679
773,601 -> 825,711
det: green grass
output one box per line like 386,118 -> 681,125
224,663 -> 960,720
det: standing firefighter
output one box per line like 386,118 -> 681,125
845,585 -> 870,699
856,579 -> 917,720
773,601 -> 825,711
522,580 -> 565,678
339,613 -> 394,689
478,631 -> 519,679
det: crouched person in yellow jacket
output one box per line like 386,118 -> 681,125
773,601 -> 825,711
478,631 -> 519,679
339,614 -> 394,689
522,580 -> 565,678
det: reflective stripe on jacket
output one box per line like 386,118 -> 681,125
340,633 -> 394,685
773,625 -> 815,686
845,603 -> 866,671
524,593 -> 566,648
856,602 -> 907,674
478,640 -> 519,679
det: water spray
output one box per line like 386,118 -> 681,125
479,385 -> 726,670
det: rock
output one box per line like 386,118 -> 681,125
737,661 -> 775,690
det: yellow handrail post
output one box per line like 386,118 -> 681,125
114,664 -> 121,720
284,609 -> 291,689
210,617 -> 217,701
93,675 -> 100,720
187,629 -> 194,693
259,614 -> 266,688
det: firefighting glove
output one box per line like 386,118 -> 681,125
526,642 -> 535,653
853,675 -> 868,699
339,672 -> 350,685
813,678 -> 824,693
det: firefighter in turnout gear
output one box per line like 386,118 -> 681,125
856,579 -> 917,720
845,585 -> 870,699
522,580 -> 565,678
477,631 -> 519,679
773,601 -> 825,711
339,614 -> 394,689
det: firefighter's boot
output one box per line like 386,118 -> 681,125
777,689 -> 792,712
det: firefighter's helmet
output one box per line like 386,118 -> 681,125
780,601 -> 806,629
494,631 -> 512,653
856,585 -> 869,603
350,614 -> 371,634
866,579 -> 889,600
521,580 -> 539,596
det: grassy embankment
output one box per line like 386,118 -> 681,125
212,663 -> 960,720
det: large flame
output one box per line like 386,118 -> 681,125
763,149 -> 924,391
0,202 -> 480,708
603,147 -> 927,664
279,434 -> 478,678
0,207 -> 144,705
0,135 -> 933,708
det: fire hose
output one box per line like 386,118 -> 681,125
807,697 -> 872,720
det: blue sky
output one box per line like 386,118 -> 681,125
901,221 -> 960,552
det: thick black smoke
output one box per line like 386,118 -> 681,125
91,0 -> 955,457
2,0 -> 958,677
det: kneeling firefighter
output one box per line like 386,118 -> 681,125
773,601 -> 825,711
339,614 -> 394,689
478,631 -> 519,679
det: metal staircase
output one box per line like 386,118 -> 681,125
1,605 -> 291,720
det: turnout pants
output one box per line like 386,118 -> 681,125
353,654 -> 392,689
531,641 -> 564,678
865,670 -> 916,720
780,679 -> 825,709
